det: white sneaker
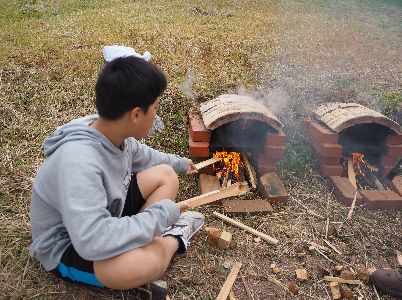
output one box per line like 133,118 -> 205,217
161,211 -> 205,253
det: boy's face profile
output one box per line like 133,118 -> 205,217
130,99 -> 159,139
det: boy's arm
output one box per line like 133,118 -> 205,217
130,138 -> 190,174
56,158 -> 180,261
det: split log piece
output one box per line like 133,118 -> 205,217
218,231 -> 232,250
182,182 -> 249,208
242,153 -> 257,189
340,270 -> 356,280
205,227 -> 222,246
213,212 -> 279,245
295,268 -> 308,282
330,281 -> 342,300
216,262 -> 242,300
324,276 -> 361,285
195,157 -> 222,170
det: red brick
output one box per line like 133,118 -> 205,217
189,134 -> 209,157
386,134 -> 402,145
223,199 -> 273,215
361,190 -> 402,210
258,172 -> 288,204
328,176 -> 364,206
386,144 -> 402,157
308,121 -> 339,144
312,139 -> 342,158
266,131 -> 286,146
319,163 -> 343,176
264,145 -> 285,159
198,174 -> 220,195
189,114 -> 211,142
390,176 -> 402,196
257,164 -> 277,175
315,153 -> 341,165
381,155 -> 398,167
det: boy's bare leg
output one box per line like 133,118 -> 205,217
94,236 -> 179,290
136,164 -> 179,211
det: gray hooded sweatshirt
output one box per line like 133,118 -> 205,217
30,115 -> 189,271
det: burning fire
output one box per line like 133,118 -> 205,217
212,151 -> 244,179
352,152 -> 367,177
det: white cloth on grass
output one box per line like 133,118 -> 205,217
102,45 -> 151,62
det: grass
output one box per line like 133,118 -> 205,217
1,0 -> 401,299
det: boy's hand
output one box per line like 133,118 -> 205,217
185,160 -> 198,175
177,202 -> 191,212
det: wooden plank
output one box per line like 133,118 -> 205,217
223,199 -> 273,215
323,276 -> 361,285
195,157 -> 222,170
216,262 -> 242,300
213,212 -> 279,245
181,182 -> 249,208
348,158 -> 357,189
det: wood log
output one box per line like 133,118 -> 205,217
213,212 -> 279,245
242,153 -> 257,189
216,262 -> 242,300
218,231 -> 232,250
181,182 -> 249,208
195,157 -> 222,170
324,276 -> 361,285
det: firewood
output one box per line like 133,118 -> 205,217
216,262 -> 242,300
340,270 -> 356,280
329,282 -> 342,300
195,157 -> 222,170
213,212 -> 279,245
357,268 -> 371,281
181,182 -> 249,208
205,227 -> 222,246
324,276 -> 361,285
288,282 -> 299,295
242,153 -> 257,189
347,191 -> 358,220
341,286 -> 354,299
218,231 -> 232,250
295,268 -> 308,282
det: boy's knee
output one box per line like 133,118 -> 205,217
158,164 -> 179,186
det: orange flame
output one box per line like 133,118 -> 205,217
352,152 -> 367,177
213,151 -> 244,179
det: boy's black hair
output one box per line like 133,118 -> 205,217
95,56 -> 167,120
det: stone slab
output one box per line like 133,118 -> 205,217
223,199 -> 273,215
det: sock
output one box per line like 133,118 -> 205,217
165,234 -> 186,254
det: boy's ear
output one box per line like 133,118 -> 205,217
129,107 -> 143,124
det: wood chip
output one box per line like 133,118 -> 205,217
272,267 -> 281,274
330,282 -> 342,299
317,265 -> 331,276
334,265 -> 344,273
288,282 -> 299,295
309,241 -> 331,252
357,268 -> 371,281
295,268 -> 308,282
340,270 -> 356,280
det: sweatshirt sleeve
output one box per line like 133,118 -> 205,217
129,138 -> 189,174
56,157 -> 180,261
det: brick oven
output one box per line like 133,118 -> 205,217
188,94 -> 289,213
307,102 -> 402,209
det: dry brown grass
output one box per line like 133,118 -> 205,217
1,0 -> 401,299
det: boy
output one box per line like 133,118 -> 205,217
29,56 -> 205,291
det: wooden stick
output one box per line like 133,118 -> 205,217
181,182 -> 249,208
195,157 -> 222,170
323,276 -> 361,285
242,153 -> 257,189
324,240 -> 342,255
265,276 -> 290,293
347,191 -> 358,220
309,241 -> 331,252
325,217 -> 330,239
240,272 -> 254,300
213,212 -> 279,245
216,262 -> 242,300
348,158 -> 357,189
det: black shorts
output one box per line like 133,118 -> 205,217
50,173 -> 145,287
